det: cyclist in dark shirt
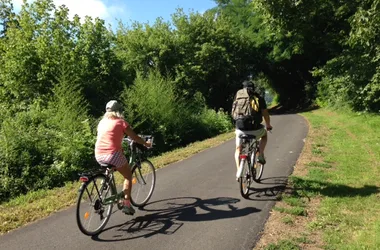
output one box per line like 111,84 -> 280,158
234,81 -> 273,179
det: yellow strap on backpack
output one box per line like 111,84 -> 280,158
251,96 -> 259,112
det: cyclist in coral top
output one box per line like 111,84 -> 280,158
95,100 -> 151,215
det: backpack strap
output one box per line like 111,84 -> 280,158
251,95 -> 259,112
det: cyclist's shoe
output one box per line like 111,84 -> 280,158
122,205 -> 135,215
257,155 -> 266,165
122,200 -> 135,215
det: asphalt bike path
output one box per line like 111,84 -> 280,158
0,114 -> 308,250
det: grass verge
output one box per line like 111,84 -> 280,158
0,131 -> 235,235
255,108 -> 380,249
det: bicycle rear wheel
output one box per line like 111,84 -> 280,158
251,151 -> 264,182
130,159 -> 156,207
76,174 -> 113,236
239,159 -> 251,199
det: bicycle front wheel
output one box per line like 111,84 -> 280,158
130,160 -> 156,207
239,159 -> 251,199
252,151 -> 264,182
76,174 -> 113,236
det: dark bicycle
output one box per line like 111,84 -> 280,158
76,135 -> 156,236
237,134 -> 264,198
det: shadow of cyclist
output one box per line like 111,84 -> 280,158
243,176 -> 288,201
91,196 -> 260,241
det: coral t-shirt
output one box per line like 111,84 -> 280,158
95,118 -> 129,155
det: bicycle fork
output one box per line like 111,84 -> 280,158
133,163 -> 147,185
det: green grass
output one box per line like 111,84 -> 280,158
282,216 -> 294,225
282,196 -> 306,207
0,131 -> 235,234
265,240 -> 301,250
300,108 -> 380,249
259,108 -> 379,249
273,206 -> 307,216
307,161 -> 333,169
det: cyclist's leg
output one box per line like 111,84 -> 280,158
235,130 -> 243,170
97,151 -> 135,214
116,162 -> 132,200
259,133 -> 267,156
254,126 -> 267,163
117,162 -> 136,215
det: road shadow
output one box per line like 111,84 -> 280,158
244,175 -> 380,201
247,185 -> 286,201
243,176 -> 288,201
257,176 -> 288,186
91,196 -> 260,242
290,177 -> 380,198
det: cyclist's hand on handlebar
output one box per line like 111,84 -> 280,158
144,141 -> 152,148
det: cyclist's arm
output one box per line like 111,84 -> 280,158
258,95 -> 272,130
262,109 -> 272,130
125,126 -> 150,147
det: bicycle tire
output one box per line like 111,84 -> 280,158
239,159 -> 251,199
76,174 -> 113,236
130,159 -> 156,207
252,150 -> 264,182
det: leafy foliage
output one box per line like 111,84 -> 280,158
314,0 -> 380,111
0,0 -> 379,201
121,70 -> 232,152
0,69 -> 94,202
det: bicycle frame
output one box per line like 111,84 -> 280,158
79,169 -> 123,205
78,135 -> 154,207
76,135 -> 155,236
101,169 -> 125,206
123,135 -> 154,184
240,138 -> 260,163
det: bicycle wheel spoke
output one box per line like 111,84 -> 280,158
76,174 -> 113,236
239,160 -> 251,198
130,160 -> 156,207
136,167 -> 147,185
253,158 -> 264,182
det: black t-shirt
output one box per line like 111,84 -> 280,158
252,93 -> 267,126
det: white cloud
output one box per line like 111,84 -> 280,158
54,0 -> 109,20
12,0 -> 24,11
12,0 -> 129,26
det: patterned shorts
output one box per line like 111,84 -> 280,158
95,151 -> 128,169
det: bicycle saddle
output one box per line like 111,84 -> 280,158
99,163 -> 116,169
239,134 -> 256,139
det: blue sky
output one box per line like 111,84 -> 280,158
12,0 -> 217,28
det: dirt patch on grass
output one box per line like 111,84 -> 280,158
254,116 -> 327,249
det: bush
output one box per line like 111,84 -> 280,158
45,72 -> 95,174
196,108 -> 233,137
121,70 -> 233,152
0,102 -> 56,201
121,70 -> 192,151
0,73 -> 95,202
0,68 -> 233,202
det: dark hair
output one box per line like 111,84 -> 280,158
246,87 -> 255,96
242,80 -> 254,88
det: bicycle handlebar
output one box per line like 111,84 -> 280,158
123,135 -> 154,149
